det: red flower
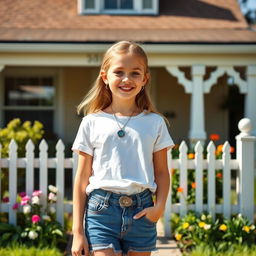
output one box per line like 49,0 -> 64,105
230,146 -> 235,153
31,215 -> 41,224
177,187 -> 183,193
191,182 -> 196,189
216,172 -> 222,179
210,134 -> 220,141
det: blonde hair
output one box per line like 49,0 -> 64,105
77,41 -> 159,116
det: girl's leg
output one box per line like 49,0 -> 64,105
93,249 -> 122,256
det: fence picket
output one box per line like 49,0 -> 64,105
179,141 -> 188,216
195,141 -> 203,214
222,142 -> 231,219
25,140 -> 35,196
164,149 -> 173,237
56,140 -> 65,226
9,140 -> 17,225
207,141 -> 216,219
39,139 -> 48,210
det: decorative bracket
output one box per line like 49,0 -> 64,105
204,66 -> 247,94
165,66 -> 192,93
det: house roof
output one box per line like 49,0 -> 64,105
0,0 -> 255,43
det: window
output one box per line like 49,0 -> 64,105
3,76 -> 56,139
105,0 -> 133,10
78,0 -> 158,15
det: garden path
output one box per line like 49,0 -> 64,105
155,220 -> 182,256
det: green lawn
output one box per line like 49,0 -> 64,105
0,246 -> 62,256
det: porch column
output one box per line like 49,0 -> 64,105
245,65 -> 256,136
189,65 -> 206,145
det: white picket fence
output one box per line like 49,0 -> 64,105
0,118 -> 255,238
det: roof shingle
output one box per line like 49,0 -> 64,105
0,0 -> 255,43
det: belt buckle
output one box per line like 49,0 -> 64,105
119,196 -> 133,207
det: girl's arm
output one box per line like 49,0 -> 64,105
71,151 -> 93,255
134,148 -> 170,222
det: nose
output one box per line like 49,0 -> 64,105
122,75 -> 130,83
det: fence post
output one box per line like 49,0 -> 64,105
236,118 -> 256,222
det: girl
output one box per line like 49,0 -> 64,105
71,41 -> 174,256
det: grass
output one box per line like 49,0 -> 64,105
0,246 -> 63,256
183,244 -> 256,256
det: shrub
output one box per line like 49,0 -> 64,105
0,118 -> 44,158
174,211 -> 256,252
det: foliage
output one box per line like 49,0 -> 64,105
0,246 -> 62,256
184,243 -> 256,256
0,118 -> 44,158
174,211 -> 256,252
0,185 -> 66,249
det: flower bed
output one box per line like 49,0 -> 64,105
0,185 -> 66,250
173,211 -> 256,253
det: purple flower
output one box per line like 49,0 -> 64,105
19,192 -> 26,198
12,203 -> 19,210
2,197 -> 9,203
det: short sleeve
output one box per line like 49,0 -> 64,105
71,117 -> 94,156
153,117 -> 175,153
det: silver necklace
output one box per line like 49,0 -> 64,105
111,106 -> 134,138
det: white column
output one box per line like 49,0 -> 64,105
245,65 -> 256,136
236,118 -> 256,222
189,65 -> 206,145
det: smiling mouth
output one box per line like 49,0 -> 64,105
119,86 -> 134,92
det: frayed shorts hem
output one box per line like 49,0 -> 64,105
90,243 -> 122,254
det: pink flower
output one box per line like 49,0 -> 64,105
31,215 -> 41,224
12,203 -> 19,210
19,192 -> 26,198
2,197 -> 9,203
21,195 -> 30,205
22,195 -> 30,201
21,200 -> 28,206
32,190 -> 42,197
48,192 -> 57,202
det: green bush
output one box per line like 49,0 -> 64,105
0,118 -> 44,158
174,211 -> 256,252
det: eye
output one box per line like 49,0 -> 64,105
114,71 -> 123,76
131,72 -> 141,76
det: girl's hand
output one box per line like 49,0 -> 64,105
71,232 -> 89,256
133,206 -> 163,223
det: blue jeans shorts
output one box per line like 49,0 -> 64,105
84,189 -> 157,255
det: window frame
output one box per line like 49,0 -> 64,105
78,0 -> 159,15
0,67 -> 61,137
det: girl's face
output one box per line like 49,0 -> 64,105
101,53 -> 148,103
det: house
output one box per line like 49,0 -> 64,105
0,0 -> 256,150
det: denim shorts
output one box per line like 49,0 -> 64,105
84,189 -> 157,255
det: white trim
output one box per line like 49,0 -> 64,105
0,43 -> 256,54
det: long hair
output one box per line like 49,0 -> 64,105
77,41 -> 159,116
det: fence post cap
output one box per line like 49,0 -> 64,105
238,118 -> 252,136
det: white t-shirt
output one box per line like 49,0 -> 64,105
72,111 -> 174,195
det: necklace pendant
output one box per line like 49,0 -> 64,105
117,130 -> 125,138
